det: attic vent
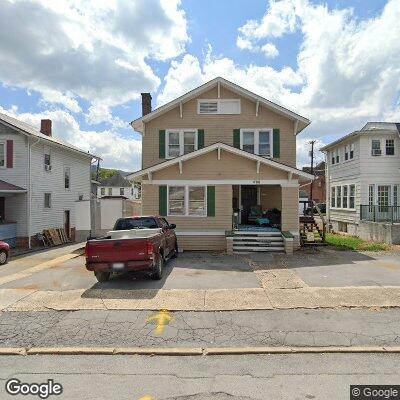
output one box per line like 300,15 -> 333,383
199,101 -> 218,114
198,99 -> 240,115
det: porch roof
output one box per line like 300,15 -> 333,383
0,179 -> 27,193
127,142 -> 315,181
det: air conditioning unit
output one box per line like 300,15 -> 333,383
372,149 -> 381,156
45,164 -> 52,171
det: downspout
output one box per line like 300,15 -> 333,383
28,137 -> 41,248
325,151 -> 330,231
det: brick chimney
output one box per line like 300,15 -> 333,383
141,93 -> 152,116
40,119 -> 52,137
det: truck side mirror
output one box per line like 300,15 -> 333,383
168,223 -> 176,230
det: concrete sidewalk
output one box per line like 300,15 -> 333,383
2,285 -> 400,311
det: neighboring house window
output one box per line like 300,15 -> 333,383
371,140 -> 381,156
131,188 -> 134,196
64,167 -> 70,189
331,151 -> 335,165
342,185 -> 348,208
386,139 -> 395,155
336,148 -> 340,164
120,188 -> 124,196
393,185 -> 398,207
378,185 -> 390,209
168,186 -> 206,216
198,99 -> 240,114
368,185 -> 375,211
240,129 -> 272,156
349,184 -> 355,209
331,187 -> 336,208
0,142 -> 5,167
108,188 -> 112,196
44,145 -> 51,171
101,188 -> 105,196
336,186 -> 342,208
166,129 -> 198,158
44,193 -> 51,208
344,145 -> 349,161
350,143 -> 354,159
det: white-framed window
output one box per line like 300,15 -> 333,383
336,186 -> 342,208
0,141 -> 6,168
100,187 -> 105,196
386,139 -> 395,156
168,185 -> 207,217
344,145 -> 349,161
342,185 -> 348,208
331,187 -> 336,208
64,167 -> 70,189
393,185 -> 399,207
197,99 -> 240,115
240,128 -> 273,157
350,143 -> 354,159
336,148 -> 340,164
331,150 -> 335,165
44,146 -> 51,171
371,140 -> 381,156
349,184 -> 355,209
166,129 -> 198,158
108,188 -> 112,196
44,193 -> 52,208
378,185 -> 390,207
120,188 -> 124,196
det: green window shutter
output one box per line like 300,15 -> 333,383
233,129 -> 240,148
159,186 -> 167,216
273,129 -> 280,158
198,129 -> 204,149
159,130 -> 166,158
207,186 -> 215,217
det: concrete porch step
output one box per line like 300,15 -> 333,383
233,231 -> 282,236
233,245 -> 285,252
233,237 -> 284,242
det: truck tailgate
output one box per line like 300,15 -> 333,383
86,238 -> 149,263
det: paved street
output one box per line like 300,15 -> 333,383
1,308 -> 399,348
1,353 -> 400,399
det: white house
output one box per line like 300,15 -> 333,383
321,122 -> 400,243
0,113 -> 98,248
97,172 -> 140,200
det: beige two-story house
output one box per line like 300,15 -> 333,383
128,77 -> 313,252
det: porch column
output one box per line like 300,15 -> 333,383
281,185 -> 299,233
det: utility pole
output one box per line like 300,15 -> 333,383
309,140 -> 316,212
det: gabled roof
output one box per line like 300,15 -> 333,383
0,112 -> 100,159
127,142 -> 314,181
131,77 -> 310,134
100,172 -> 131,187
320,121 -> 400,152
0,179 -> 27,193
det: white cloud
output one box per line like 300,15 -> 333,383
261,43 -> 279,58
0,0 -> 188,116
0,106 -> 141,171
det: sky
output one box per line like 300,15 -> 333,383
0,0 -> 398,171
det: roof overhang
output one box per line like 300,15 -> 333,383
127,143 -> 314,181
131,77 -> 310,135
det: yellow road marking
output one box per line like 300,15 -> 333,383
138,396 -> 154,400
0,253 -> 80,286
146,309 -> 172,335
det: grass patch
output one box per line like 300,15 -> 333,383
326,234 -> 389,251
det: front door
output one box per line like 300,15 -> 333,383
241,185 -> 258,224
64,210 -> 70,238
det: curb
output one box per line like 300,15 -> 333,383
1,346 -> 400,356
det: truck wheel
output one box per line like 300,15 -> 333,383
94,271 -> 110,282
0,250 -> 8,265
151,256 -> 164,280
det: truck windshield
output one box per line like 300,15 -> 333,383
113,217 -> 158,230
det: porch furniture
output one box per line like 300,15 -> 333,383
248,205 -> 263,224
256,217 -> 270,226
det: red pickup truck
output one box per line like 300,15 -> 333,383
85,216 -> 178,282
